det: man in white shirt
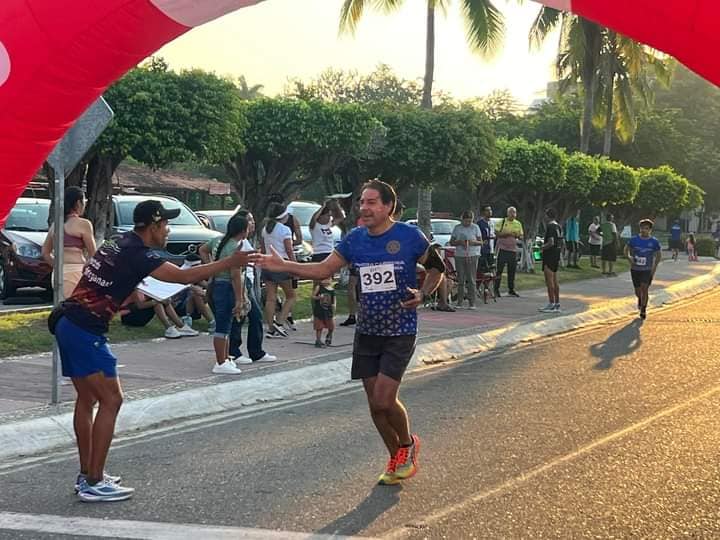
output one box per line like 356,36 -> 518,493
587,216 -> 602,268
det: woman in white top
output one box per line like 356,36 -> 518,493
42,186 -> 96,299
309,199 -> 344,262
260,203 -> 297,338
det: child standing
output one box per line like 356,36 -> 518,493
687,233 -> 698,261
312,277 -> 336,348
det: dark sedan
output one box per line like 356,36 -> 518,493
0,198 -> 52,299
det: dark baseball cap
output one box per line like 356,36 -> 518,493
133,200 -> 181,227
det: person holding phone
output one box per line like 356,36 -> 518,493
449,210 -> 482,309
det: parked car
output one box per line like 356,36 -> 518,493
287,201 -> 343,246
113,195 -> 221,265
405,218 -> 461,247
194,210 -> 233,235
0,198 -> 52,298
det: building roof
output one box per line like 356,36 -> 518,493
113,164 -> 232,196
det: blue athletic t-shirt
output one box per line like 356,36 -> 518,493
670,224 -> 682,242
627,235 -> 661,271
335,222 -> 429,336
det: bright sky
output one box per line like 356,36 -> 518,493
157,0 -> 560,105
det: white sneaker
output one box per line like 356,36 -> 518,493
552,304 -> 562,313
177,325 -> 199,337
256,353 -> 278,363
212,361 -> 242,375
538,303 -> 555,313
466,305 -> 477,311
233,355 -> 253,365
164,326 -> 181,339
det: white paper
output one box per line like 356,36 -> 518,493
137,277 -> 189,302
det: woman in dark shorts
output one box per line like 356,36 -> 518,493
539,208 -> 563,313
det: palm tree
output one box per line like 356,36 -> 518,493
530,7 -> 672,155
237,75 -> 264,100
594,32 -> 673,154
340,0 -> 504,234
530,7 -> 602,153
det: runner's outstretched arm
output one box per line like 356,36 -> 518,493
257,246 -> 346,280
150,251 -> 259,284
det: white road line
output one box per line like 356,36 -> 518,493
0,512 -> 374,540
383,381 -> 720,539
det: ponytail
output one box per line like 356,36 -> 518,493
264,202 -> 286,235
214,214 -> 248,261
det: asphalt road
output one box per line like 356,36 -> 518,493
1,290 -> 720,539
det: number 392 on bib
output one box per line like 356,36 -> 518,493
359,263 -> 397,294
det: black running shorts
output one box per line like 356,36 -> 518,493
352,334 -> 417,382
601,243 -> 617,262
542,250 -> 561,273
631,269 -> 653,288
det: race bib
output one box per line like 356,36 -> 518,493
359,263 -> 396,293
634,255 -> 647,266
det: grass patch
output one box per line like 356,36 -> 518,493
513,259 -> 630,291
0,264 -> 624,359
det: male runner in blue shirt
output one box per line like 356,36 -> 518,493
258,179 -> 444,485
625,218 -> 662,319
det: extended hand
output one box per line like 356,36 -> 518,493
400,287 -> 424,310
231,249 -> 260,267
254,246 -> 286,272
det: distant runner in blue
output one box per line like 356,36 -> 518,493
257,179 -> 444,486
624,219 -> 662,320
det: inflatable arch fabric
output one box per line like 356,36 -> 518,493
0,0 -> 264,226
534,0 -> 720,87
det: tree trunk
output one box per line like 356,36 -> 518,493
85,155 -> 118,242
602,60 -> 616,156
580,19 -> 601,154
417,1 -> 436,237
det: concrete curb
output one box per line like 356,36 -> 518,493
1,266 -> 718,462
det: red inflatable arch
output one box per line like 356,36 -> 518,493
534,1 -> 720,87
0,0 -> 264,226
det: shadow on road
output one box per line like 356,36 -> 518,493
589,319 -> 643,370
316,484 -> 401,536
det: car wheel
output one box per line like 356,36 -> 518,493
0,261 -> 16,300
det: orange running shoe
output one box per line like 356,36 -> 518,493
394,434 -> 420,480
378,456 -> 399,485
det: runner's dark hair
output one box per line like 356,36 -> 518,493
64,186 -> 85,220
545,207 -> 557,219
264,202 -> 286,235
361,178 -> 397,213
214,214 -> 248,262
461,210 -> 474,219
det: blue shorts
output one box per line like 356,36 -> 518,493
55,317 -> 117,378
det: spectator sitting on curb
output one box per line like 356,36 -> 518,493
175,254 -> 215,333
120,289 -> 199,339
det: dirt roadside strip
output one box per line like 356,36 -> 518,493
1,265 -> 719,462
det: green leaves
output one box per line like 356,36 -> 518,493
590,158 -> 639,207
97,63 -> 244,169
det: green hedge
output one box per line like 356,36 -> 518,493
694,237 -> 716,257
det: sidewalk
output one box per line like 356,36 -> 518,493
1,257 -> 718,458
